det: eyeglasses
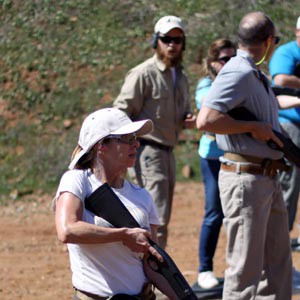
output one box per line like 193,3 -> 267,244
158,35 -> 183,45
273,36 -> 280,45
217,55 -> 235,64
106,133 -> 138,145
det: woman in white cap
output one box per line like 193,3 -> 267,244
54,108 -> 163,300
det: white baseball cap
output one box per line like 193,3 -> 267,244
297,16 -> 300,29
69,108 -> 153,169
154,15 -> 185,35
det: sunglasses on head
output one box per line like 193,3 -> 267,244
158,35 -> 183,45
106,133 -> 137,145
217,55 -> 235,64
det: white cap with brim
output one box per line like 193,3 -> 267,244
297,16 -> 300,29
154,15 -> 185,35
69,108 -> 153,170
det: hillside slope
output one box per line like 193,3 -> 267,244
1,0 -> 298,200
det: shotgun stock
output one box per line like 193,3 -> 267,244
228,107 -> 300,168
85,183 -> 197,300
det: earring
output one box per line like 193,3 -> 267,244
97,145 -> 104,157
211,64 -> 216,73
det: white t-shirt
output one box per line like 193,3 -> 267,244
56,169 -> 160,296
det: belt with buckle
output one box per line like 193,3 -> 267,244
224,152 -> 264,164
222,152 -> 290,178
139,139 -> 173,152
221,163 -> 278,178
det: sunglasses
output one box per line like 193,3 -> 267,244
158,35 -> 183,45
217,55 -> 235,64
273,36 -> 280,45
106,133 -> 137,145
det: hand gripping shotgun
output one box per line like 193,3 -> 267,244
228,107 -> 300,168
85,183 -> 197,300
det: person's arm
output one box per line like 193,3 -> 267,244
113,69 -> 146,118
55,192 -> 157,255
274,74 -> 300,89
179,74 -> 196,129
277,95 -> 300,109
197,106 -> 283,147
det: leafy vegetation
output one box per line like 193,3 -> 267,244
1,0 -> 298,200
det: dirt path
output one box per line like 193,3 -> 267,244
0,182 -> 299,299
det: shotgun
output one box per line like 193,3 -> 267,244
272,86 -> 300,97
228,107 -> 300,168
85,183 -> 197,300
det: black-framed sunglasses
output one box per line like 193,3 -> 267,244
106,133 -> 138,145
273,36 -> 280,45
217,55 -> 235,64
158,35 -> 183,45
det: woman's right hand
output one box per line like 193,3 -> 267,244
122,228 -> 163,262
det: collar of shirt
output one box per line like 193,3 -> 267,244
256,69 -> 270,93
236,49 -> 257,69
236,49 -> 269,93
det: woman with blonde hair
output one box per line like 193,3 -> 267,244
54,107 -> 164,300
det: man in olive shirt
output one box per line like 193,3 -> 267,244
113,15 -> 195,249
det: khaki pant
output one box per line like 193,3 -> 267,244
219,170 -> 292,300
129,144 -> 175,249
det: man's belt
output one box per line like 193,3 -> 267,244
221,163 -> 278,178
139,139 -> 173,152
222,152 -> 290,178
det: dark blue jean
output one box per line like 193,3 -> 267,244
199,157 -> 223,272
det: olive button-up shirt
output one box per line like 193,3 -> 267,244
113,54 -> 191,147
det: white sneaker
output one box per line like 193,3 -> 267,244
197,271 -> 219,289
